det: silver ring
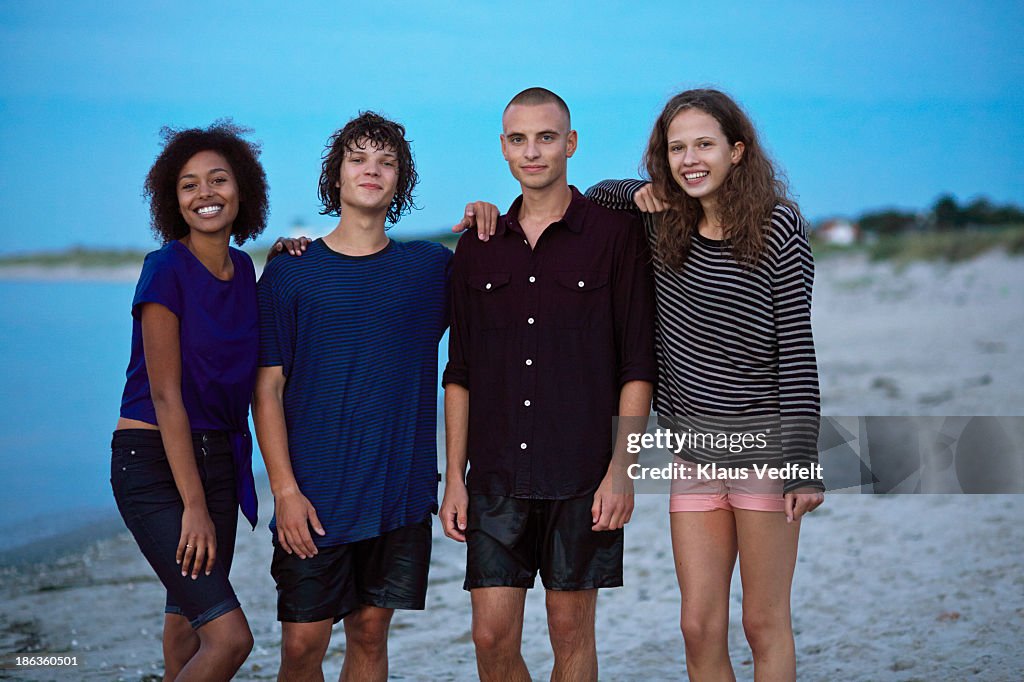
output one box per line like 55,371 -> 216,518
186,544 -> 193,548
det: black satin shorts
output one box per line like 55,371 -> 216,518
271,517 -> 432,623
464,494 -> 623,591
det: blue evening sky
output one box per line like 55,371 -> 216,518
1,1 -> 1022,253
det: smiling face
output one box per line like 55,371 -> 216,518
176,150 -> 240,239
666,108 -> 744,210
337,138 -> 399,216
500,103 -> 577,191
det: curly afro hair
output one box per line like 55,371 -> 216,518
143,119 -> 269,246
318,111 -> 418,227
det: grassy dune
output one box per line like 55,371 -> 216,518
812,225 -> 1024,263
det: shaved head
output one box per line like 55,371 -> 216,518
504,87 -> 571,127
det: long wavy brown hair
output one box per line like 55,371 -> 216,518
644,89 -> 800,269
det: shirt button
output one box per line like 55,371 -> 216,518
525,358 -> 533,366
527,317 -> 535,324
529,276 -> 536,283
520,442 -> 528,449
524,399 -> 531,407
485,282 -> 492,290
578,280 -> 585,288
523,239 -> 528,245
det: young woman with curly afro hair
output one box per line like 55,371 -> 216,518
112,120 -> 269,680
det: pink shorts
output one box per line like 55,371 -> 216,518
669,460 -> 785,513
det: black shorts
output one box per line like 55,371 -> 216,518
110,429 -> 240,629
271,517 -> 432,623
464,494 -> 623,591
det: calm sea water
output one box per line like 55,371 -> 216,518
0,279 -> 448,551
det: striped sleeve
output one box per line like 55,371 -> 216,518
771,208 -> 823,492
257,259 -> 294,373
586,178 -> 660,246
586,178 -> 650,213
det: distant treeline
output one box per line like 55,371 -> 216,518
858,195 -> 1024,235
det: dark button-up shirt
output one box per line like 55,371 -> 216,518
443,186 -> 657,498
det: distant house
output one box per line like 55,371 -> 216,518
815,219 -> 859,246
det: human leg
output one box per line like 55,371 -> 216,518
341,606 -> 394,682
534,494 -> 624,681
470,587 -> 529,682
279,620 -> 333,682
670,509 -> 738,682
340,519 -> 431,681
463,495 -> 538,680
161,613 -> 198,679
733,508 -> 800,682
271,542 -> 358,680
172,608 -> 253,682
167,432 -> 249,680
545,589 -> 598,682
111,431 -> 247,679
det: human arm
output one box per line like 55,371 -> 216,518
252,365 -> 325,557
784,488 -> 824,523
140,303 -> 217,580
592,380 -> 652,531
265,236 -> 311,264
440,384 -> 470,541
253,261 -> 325,556
585,179 -> 668,213
772,208 -> 826,511
439,241 -> 473,540
592,215 -> 658,530
450,201 -> 501,241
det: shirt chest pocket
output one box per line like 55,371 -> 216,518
549,271 -> 609,329
468,272 -> 513,330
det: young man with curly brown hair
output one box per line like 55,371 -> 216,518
254,111 -> 450,681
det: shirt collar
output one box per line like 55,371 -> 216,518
497,185 -> 588,237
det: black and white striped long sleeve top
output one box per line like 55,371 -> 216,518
587,179 -> 822,493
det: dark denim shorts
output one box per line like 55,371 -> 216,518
271,517 -> 432,624
110,429 -> 240,629
464,494 -> 624,591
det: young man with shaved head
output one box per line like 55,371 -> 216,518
440,88 -> 656,681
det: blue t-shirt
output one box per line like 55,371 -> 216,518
258,238 -> 451,546
120,240 -> 259,526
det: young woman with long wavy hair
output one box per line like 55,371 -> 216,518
587,88 -> 825,681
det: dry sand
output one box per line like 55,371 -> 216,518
2,251 -> 1023,680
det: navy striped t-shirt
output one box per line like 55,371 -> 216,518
258,238 -> 452,546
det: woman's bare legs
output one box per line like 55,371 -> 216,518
671,510 -> 738,682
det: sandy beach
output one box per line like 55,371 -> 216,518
2,250 -> 1023,680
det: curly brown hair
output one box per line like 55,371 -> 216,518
143,120 -> 269,246
318,112 -> 418,227
644,89 -> 800,269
